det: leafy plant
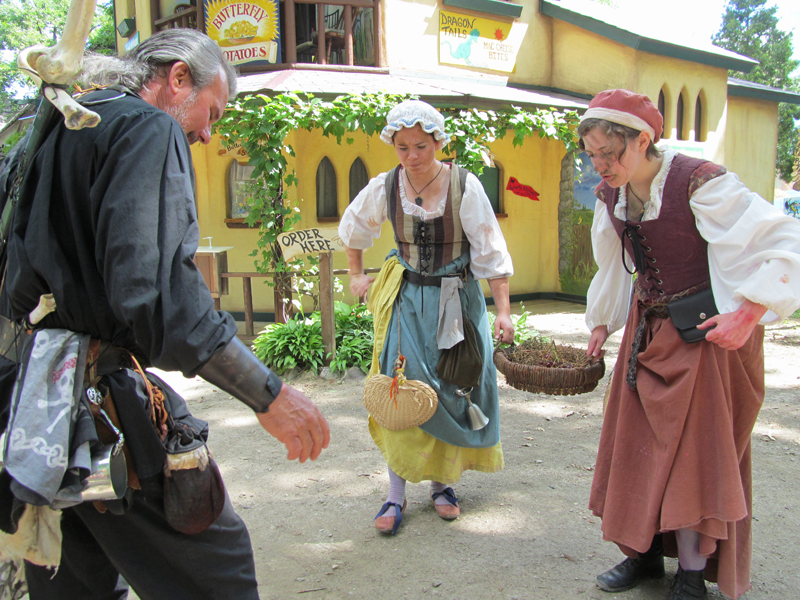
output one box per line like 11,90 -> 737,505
487,303 -> 542,347
251,302 -> 374,375
330,301 -> 374,374
251,317 -> 325,375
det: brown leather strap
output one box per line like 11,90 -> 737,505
125,350 -> 169,441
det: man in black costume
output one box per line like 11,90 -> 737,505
0,29 -> 329,599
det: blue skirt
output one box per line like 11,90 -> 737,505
378,250 -> 500,449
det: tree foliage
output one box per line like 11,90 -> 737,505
712,0 -> 800,181
0,0 -> 116,118
215,92 -> 579,283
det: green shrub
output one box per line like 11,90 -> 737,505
330,301 -> 374,374
251,317 -> 325,375
251,301 -> 374,375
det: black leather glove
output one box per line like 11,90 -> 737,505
196,337 -> 283,413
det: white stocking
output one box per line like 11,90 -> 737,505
675,529 -> 707,571
382,467 -> 406,518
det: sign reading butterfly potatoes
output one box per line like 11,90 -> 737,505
438,10 -> 526,73
205,0 -> 281,66
278,228 -> 345,260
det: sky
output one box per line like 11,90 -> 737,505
612,0 -> 800,75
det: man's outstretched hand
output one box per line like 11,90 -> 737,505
256,383 -> 330,462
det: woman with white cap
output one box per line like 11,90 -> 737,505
338,99 -> 514,535
578,88 -> 800,600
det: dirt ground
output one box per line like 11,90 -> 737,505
148,306 -> 800,600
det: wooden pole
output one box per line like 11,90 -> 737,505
373,0 -> 383,67
344,5 -> 353,66
317,3 -> 326,65
285,0 -> 297,63
243,277 -> 254,336
319,251 -> 335,366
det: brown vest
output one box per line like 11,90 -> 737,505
386,164 -> 470,274
595,154 -> 727,301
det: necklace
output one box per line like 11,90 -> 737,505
627,182 -> 648,221
627,182 -> 648,203
405,163 -> 444,206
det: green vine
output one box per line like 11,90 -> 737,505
215,92 -> 579,281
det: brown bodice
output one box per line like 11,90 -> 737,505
596,154 -> 727,302
386,165 -> 470,274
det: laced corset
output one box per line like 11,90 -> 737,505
598,154 -> 715,303
386,165 -> 469,274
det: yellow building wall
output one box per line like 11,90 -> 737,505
634,54 -> 728,157
192,127 -> 564,314
114,0 -> 157,54
724,97 -> 778,200
549,20 -> 780,196
550,22 -> 637,95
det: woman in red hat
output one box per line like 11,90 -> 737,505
578,88 -> 800,600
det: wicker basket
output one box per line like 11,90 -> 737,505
493,347 -> 605,396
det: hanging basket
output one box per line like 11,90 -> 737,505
494,344 -> 605,396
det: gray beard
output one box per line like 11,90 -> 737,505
165,89 -> 200,142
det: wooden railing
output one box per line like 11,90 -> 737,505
153,4 -> 205,32
284,0 -> 383,67
151,0 -> 384,67
222,257 -> 381,364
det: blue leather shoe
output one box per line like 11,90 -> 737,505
375,499 -> 407,535
431,487 -> 460,520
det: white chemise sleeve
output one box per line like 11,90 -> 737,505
585,198 -> 633,334
459,173 -> 513,280
691,172 -> 800,322
338,172 -> 389,249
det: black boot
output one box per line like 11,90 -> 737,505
596,534 -> 665,593
667,565 -> 707,600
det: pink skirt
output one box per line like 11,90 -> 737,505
589,301 -> 765,599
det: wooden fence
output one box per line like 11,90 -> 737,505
222,253 -> 380,364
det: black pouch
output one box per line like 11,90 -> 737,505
149,373 -> 226,535
666,288 -> 719,343
436,314 -> 483,388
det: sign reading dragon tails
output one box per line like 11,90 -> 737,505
438,10 -> 526,73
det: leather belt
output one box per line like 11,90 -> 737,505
86,340 -> 134,378
402,269 -> 466,287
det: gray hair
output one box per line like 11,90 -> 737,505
577,118 -> 661,161
79,29 -> 237,98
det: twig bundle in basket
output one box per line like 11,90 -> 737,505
494,337 -> 605,396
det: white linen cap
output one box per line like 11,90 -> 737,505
380,100 -> 451,146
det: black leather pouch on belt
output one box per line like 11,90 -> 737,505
90,346 -> 225,534
666,288 -> 719,343
128,355 -> 226,535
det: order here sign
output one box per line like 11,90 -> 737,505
278,227 -> 345,260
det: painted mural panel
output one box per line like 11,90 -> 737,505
438,10 -> 525,73
205,0 -> 281,66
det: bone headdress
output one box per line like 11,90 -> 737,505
17,0 -> 101,130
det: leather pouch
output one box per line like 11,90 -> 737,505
666,288 -> 718,343
436,314 -> 483,388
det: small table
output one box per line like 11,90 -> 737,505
194,246 -> 234,310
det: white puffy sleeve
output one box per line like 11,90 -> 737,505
585,199 -> 633,334
691,172 -> 800,322
459,173 -> 514,280
338,172 -> 389,250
